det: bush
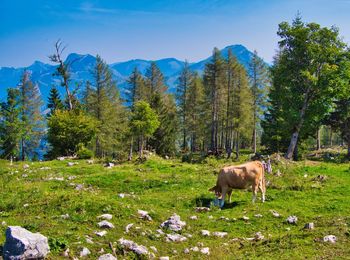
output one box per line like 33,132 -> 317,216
76,144 -> 93,159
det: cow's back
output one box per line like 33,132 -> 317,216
218,161 -> 263,189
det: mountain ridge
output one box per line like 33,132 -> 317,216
0,44 -> 264,102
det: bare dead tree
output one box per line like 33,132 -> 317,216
49,39 -> 74,110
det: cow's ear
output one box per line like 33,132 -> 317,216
208,186 -> 216,192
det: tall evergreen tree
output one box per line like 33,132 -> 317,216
145,62 -> 167,105
186,73 -> 206,152
204,48 -> 226,154
176,61 -> 193,150
84,55 -> 126,158
126,67 -> 147,107
0,88 -> 21,160
47,86 -> 64,116
18,71 -> 44,160
249,50 -> 270,154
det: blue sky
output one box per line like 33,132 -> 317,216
1,0 -> 350,67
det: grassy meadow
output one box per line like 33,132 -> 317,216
0,155 -> 350,259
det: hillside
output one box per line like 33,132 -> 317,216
0,157 -> 349,259
0,44 -> 261,102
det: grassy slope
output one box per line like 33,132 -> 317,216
0,157 -> 349,259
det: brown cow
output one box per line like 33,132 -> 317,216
209,161 -> 266,207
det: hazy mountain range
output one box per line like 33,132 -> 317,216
0,44 -> 262,102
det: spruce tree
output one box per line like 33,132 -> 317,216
248,50 -> 270,154
203,48 -> 226,154
176,61 -> 193,150
47,86 -> 64,116
186,73 -> 206,152
0,88 -> 21,160
84,55 -> 126,158
126,67 -> 147,107
18,71 -> 45,160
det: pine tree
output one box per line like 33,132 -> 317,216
126,67 -> 147,107
186,73 -> 206,152
18,71 -> 45,160
0,88 -> 21,160
84,55 -> 126,158
249,50 -> 270,154
203,48 -> 226,154
47,86 -> 64,116
231,64 -> 253,159
145,62 -> 167,105
176,61 -> 193,150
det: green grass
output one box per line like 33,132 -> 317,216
0,156 -> 350,259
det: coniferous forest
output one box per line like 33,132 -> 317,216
1,16 -> 350,162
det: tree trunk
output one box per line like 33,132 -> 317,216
21,138 -> 25,161
285,88 -> 311,159
329,127 -> 333,147
235,131 -> 240,159
128,137 -> 133,161
316,128 -> 321,150
139,135 -> 143,158
253,127 -> 257,154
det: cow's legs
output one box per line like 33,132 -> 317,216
227,190 -> 233,203
252,184 -> 258,203
220,186 -> 228,208
259,181 -> 265,202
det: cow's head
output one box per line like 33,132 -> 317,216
209,185 -> 222,199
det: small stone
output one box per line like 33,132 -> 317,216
23,164 -> 30,169
125,223 -> 134,233
98,248 -> 105,254
304,223 -> 314,230
219,216 -> 230,221
191,246 -> 199,252
86,160 -> 94,164
160,257 -> 169,260
304,174 -> 308,178
118,238 -> 149,256
213,231 -> 228,238
184,248 -> 190,254
75,184 -> 84,191
98,253 -> 117,260
67,176 -> 76,180
254,214 -> 263,218
189,215 -> 198,220
23,203 -> 29,208
98,214 -> 113,220
185,233 -> 192,238
57,156 -> 65,161
95,230 -> 107,237
67,162 -> 75,167
195,207 -> 210,212
270,210 -> 281,218
161,214 -> 186,232
286,216 -> 298,224
208,215 -> 214,219
2,221 -> 7,226
200,247 -> 210,255
165,233 -> 187,242
254,232 -> 264,240
138,210 -> 152,221
150,246 -> 158,253
242,216 -> 249,221
201,230 -> 210,236
156,229 -> 165,235
98,220 -> 115,229
61,213 -> 70,219
80,247 -> 91,257
323,235 -> 337,243
86,238 -> 94,244
63,248 -> 70,257
118,193 -> 125,198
